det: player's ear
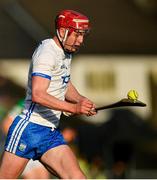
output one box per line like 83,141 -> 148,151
58,28 -> 66,38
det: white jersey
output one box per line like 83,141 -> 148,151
20,39 -> 72,128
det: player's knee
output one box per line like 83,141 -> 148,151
77,174 -> 86,179
63,170 -> 86,179
71,171 -> 86,179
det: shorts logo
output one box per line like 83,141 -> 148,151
18,143 -> 27,152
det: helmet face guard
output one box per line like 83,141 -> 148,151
55,10 -> 90,53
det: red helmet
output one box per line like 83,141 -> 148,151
55,9 -> 90,35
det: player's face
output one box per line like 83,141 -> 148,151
64,31 -> 86,53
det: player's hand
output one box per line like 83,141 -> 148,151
74,98 -> 97,116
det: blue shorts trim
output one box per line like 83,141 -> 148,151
5,103 -> 35,154
5,116 -> 67,160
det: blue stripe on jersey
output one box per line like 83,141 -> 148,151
6,102 -> 36,153
32,72 -> 51,80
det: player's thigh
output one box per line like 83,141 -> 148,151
0,151 -> 29,178
40,144 -> 86,179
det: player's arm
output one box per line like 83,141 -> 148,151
65,80 -> 85,103
32,76 -> 95,115
65,81 -> 96,115
32,76 -> 76,113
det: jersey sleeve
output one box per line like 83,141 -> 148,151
32,43 -> 57,80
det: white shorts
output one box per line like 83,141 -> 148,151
22,159 -> 45,175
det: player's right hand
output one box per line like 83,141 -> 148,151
74,98 -> 97,116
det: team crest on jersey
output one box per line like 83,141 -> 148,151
62,75 -> 70,85
18,143 -> 27,152
61,64 -> 68,69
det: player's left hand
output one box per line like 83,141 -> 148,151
86,101 -> 97,116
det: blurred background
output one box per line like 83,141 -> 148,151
1,0 -> 157,178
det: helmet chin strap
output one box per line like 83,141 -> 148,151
56,29 -> 81,53
56,29 -> 69,50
